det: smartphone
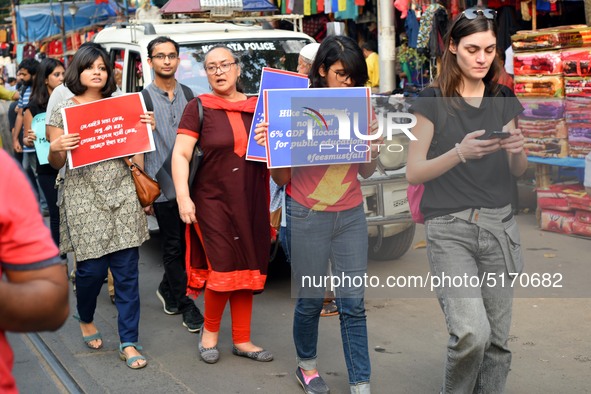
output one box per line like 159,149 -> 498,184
482,131 -> 511,140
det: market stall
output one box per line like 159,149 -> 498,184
512,23 -> 591,237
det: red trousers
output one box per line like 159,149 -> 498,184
203,288 -> 253,344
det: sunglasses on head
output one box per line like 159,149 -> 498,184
462,8 -> 496,20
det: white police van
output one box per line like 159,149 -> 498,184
93,19 -> 414,261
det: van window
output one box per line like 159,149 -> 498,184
128,51 -> 144,92
176,38 -> 311,95
111,48 -> 125,91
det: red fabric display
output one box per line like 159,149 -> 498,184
514,50 -> 563,76
540,209 -> 575,234
562,48 -> 591,77
567,194 -> 591,212
564,77 -> 591,97
575,209 -> 591,223
537,184 -> 585,211
572,220 -> 591,236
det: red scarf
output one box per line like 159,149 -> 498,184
199,94 -> 257,157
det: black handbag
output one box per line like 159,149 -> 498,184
156,97 -> 203,201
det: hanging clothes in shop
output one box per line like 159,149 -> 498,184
334,0 -> 358,20
304,14 -> 330,41
416,2 -> 446,54
406,8 -> 419,48
428,7 -> 448,59
394,0 -> 410,19
23,43 -> 36,59
496,5 -> 519,53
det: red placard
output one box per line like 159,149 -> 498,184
63,93 -> 155,169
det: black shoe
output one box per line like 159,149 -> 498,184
182,304 -> 204,333
156,287 -> 180,315
295,367 -> 330,394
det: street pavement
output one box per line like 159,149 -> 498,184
9,212 -> 591,393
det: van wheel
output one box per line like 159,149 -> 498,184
368,224 -> 416,261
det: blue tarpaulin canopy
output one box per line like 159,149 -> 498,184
15,0 -> 125,42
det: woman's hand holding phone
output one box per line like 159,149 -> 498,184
499,128 -> 525,154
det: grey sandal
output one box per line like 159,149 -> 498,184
199,327 -> 219,364
232,345 -> 274,362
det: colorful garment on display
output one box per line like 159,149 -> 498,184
520,98 -> 565,119
514,75 -> 564,97
524,137 -> 569,157
565,98 -> 591,158
416,3 -> 445,50
565,77 -> 591,97
512,26 -> 591,52
513,50 -> 563,75
518,118 -> 567,139
405,9 -> 419,48
562,48 -> 591,77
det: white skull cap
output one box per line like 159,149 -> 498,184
299,43 -> 321,63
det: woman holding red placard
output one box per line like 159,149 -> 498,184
47,45 -> 153,369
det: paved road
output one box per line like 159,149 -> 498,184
9,213 -> 591,393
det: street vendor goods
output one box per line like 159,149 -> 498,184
514,75 -> 563,97
524,137 -> 568,157
513,50 -> 562,75
540,209 -> 575,234
512,25 -> 591,52
562,48 -> 591,76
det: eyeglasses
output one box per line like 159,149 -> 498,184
205,63 -> 236,75
462,8 -> 496,20
329,68 -> 352,82
151,54 -> 178,61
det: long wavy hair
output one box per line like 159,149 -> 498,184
29,58 -> 64,111
434,12 -> 502,98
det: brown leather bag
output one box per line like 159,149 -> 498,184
123,157 -> 160,207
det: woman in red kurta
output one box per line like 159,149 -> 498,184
172,45 -> 271,364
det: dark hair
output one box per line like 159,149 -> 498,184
7,77 -> 16,84
147,36 -> 179,58
203,45 -> 244,93
204,44 -> 240,65
17,58 -> 40,76
64,45 -> 116,97
29,58 -> 64,111
362,40 -> 378,53
309,35 -> 368,88
436,11 -> 502,97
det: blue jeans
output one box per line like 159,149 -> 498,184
426,215 -> 514,394
287,196 -> 371,386
76,247 -> 141,343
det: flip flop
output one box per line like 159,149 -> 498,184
320,300 -> 339,317
119,342 -> 147,369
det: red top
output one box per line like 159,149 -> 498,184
288,163 -> 363,211
0,150 -> 61,394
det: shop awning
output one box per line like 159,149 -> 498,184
159,0 -> 277,15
